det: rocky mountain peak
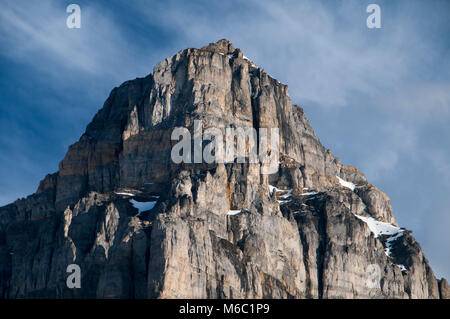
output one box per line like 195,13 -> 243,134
0,40 -> 446,299
201,38 -> 236,55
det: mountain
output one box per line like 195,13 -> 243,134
0,39 -> 447,299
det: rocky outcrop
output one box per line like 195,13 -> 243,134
439,279 -> 449,299
0,39 -> 446,298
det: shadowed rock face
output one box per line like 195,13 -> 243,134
0,39 -> 446,299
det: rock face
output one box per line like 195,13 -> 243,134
0,39 -> 446,299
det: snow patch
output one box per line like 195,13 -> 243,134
355,214 -> 405,257
243,55 -> 257,68
396,264 -> 407,271
384,231 -> 404,256
227,210 -> 242,216
336,176 -> 356,191
301,191 -> 318,196
354,215 -> 402,238
269,185 -> 292,196
268,184 -> 277,194
115,192 -> 135,197
279,189 -> 293,199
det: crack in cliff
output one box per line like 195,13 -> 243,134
129,236 -> 135,299
297,225 -> 313,298
316,199 -> 328,299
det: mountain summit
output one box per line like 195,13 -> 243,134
0,39 -> 447,299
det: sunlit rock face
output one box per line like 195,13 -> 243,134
0,39 -> 445,299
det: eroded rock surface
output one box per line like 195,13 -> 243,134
0,39 -> 446,299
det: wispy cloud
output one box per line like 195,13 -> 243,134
135,0 -> 448,110
428,150 -> 450,186
379,84 -> 450,123
0,1 -> 161,85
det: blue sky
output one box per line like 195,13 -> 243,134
0,0 -> 449,279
